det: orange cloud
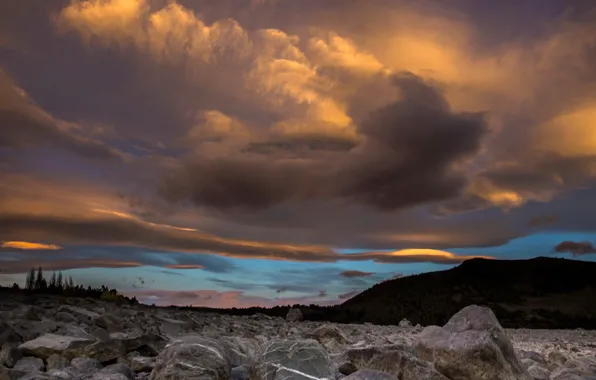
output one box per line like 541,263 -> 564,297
1,241 -> 62,250
348,249 -> 493,264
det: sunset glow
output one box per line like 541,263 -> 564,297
1,0 -> 596,307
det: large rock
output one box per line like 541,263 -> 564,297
415,305 -> 531,380
149,336 -> 231,380
18,334 -> 94,360
251,339 -> 334,380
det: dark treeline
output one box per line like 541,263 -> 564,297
1,266 -> 139,306
2,258 -> 596,330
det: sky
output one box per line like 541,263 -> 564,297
1,0 -> 596,308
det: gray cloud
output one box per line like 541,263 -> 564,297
339,270 -> 374,278
0,245 -> 235,274
554,241 -> 596,256
0,69 -> 123,161
162,73 -> 487,211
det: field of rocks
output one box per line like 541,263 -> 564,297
1,294 -> 595,380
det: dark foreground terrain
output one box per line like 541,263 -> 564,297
1,290 -> 596,380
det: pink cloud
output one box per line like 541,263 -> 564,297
125,289 -> 343,308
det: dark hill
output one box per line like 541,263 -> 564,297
327,256 -> 596,329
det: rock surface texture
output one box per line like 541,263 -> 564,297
0,294 -> 595,380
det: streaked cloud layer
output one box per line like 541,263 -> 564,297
1,0 -> 596,307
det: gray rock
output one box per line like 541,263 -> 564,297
219,336 -> 259,367
252,339 -> 334,380
46,354 -> 70,370
305,325 -> 350,351
231,365 -> 249,380
527,364 -> 549,380
22,307 -> 43,322
54,313 -> 78,324
415,305 -> 531,380
18,334 -> 94,360
286,308 -> 303,322
149,336 -> 231,380
551,357 -> 596,380
0,320 -> 22,346
339,346 -> 446,380
549,351 -> 569,369
343,369 -> 398,380
14,357 -> 45,372
99,363 -> 135,380
518,350 -> 547,365
71,357 -> 103,373
398,319 -> 412,329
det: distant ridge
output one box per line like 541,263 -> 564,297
331,256 -> 596,328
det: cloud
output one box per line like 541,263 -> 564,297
0,68 -> 123,161
162,72 -> 487,211
339,270 -> 373,278
1,241 -> 62,250
0,245 -> 234,274
0,258 -> 144,274
0,176 -> 493,265
554,241 -> 596,256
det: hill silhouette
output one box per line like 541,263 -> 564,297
3,257 -> 595,329
329,256 -> 596,328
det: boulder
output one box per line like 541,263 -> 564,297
415,305 -> 531,380
13,357 -> 45,372
251,339 -> 334,380
18,334 -> 94,360
149,336 -> 231,380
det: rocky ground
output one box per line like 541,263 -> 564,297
0,294 -> 595,380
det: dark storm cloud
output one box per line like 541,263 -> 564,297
554,241 -> 596,256
0,69 -> 123,161
339,270 -> 374,278
162,72 -> 488,211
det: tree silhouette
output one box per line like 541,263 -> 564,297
25,268 -> 35,290
57,271 -> 63,289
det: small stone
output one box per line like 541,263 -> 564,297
14,356 -> 45,372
